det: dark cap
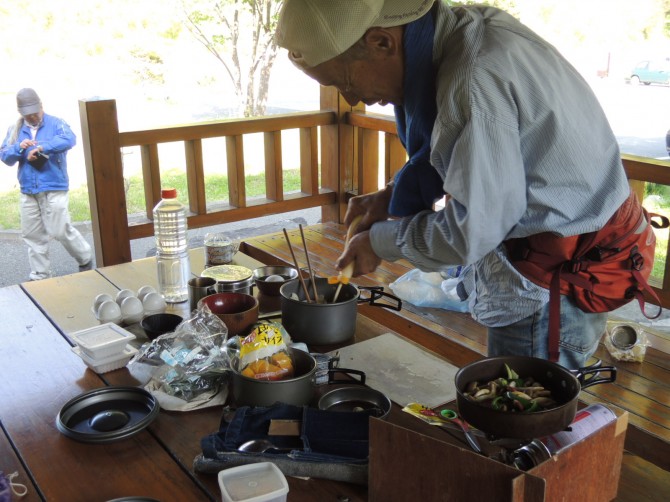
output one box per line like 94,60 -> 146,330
17,88 -> 42,116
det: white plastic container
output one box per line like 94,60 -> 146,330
218,462 -> 289,502
72,345 -> 138,374
70,323 -> 136,359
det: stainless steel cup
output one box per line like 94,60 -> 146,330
188,277 -> 217,312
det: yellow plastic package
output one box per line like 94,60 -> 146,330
238,321 -> 294,381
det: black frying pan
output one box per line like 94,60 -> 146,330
455,356 -> 616,439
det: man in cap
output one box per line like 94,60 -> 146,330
1,88 -> 92,280
275,0 -> 640,369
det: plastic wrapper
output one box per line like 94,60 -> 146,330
389,268 -> 468,312
129,305 -> 230,406
603,321 -> 650,363
234,320 -> 295,381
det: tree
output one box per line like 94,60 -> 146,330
180,0 -> 284,117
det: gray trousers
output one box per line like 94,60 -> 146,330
20,191 -> 92,280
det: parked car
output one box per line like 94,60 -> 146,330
629,60 -> 670,85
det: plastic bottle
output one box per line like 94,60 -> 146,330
153,188 -> 190,303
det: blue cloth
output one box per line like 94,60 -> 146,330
0,113 -> 76,194
201,403 -> 372,465
388,5 -> 445,217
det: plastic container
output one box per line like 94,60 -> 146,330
204,232 -> 239,267
72,344 -> 138,374
70,323 -> 136,359
218,462 -> 288,502
153,188 -> 190,303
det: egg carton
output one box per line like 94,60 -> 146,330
93,286 -> 167,325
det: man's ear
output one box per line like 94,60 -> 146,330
363,26 -> 403,58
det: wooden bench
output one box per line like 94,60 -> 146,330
242,222 -> 670,475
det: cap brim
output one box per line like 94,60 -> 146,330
19,104 -> 41,116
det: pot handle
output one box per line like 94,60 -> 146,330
327,368 -> 366,385
572,365 -> 617,389
357,286 -> 403,311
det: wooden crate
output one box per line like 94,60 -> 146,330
369,412 -> 628,501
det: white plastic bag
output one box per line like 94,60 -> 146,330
389,269 -> 468,312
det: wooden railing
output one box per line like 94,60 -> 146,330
78,93 -> 670,311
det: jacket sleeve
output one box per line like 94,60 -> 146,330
0,125 -> 22,167
40,117 -> 76,155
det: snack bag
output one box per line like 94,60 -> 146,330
238,321 -> 294,381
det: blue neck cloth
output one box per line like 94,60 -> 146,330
389,5 -> 445,217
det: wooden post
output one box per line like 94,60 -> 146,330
319,86 -> 364,223
78,98 -> 132,266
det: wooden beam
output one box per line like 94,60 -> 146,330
78,98 -> 131,266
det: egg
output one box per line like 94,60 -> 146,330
121,296 -> 144,324
137,285 -> 156,302
93,293 -> 114,314
97,300 -> 122,324
265,274 -> 285,282
142,291 -> 167,314
115,288 -> 136,305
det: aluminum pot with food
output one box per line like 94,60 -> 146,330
454,355 -> 616,439
230,348 -> 366,407
279,277 -> 402,345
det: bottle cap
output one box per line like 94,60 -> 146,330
161,188 -> 177,199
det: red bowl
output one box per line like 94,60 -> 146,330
198,292 -> 259,336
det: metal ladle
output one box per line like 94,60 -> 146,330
237,438 -> 295,454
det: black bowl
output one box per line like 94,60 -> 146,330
253,266 -> 299,296
140,313 -> 183,340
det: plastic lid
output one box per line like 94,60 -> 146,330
161,188 -> 177,198
218,462 -> 288,502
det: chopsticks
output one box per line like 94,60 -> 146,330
299,224 -> 319,302
283,228 -> 312,302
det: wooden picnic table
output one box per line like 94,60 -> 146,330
0,224 -> 668,501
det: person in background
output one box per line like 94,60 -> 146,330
0,88 -> 92,280
275,0 -> 640,369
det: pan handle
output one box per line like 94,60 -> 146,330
572,365 -> 617,389
357,286 -> 403,311
327,368 -> 366,385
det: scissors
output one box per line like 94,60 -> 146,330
440,409 -> 482,454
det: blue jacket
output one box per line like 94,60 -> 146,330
0,113 -> 76,194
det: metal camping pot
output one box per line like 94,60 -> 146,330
201,265 -> 254,295
454,355 -> 616,440
279,277 -> 402,345
230,348 -> 365,407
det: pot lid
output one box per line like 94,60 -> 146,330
57,386 -> 160,443
201,265 -> 252,283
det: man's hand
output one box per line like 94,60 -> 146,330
19,139 -> 36,150
26,147 -> 42,162
335,230 -> 381,277
343,183 -> 394,233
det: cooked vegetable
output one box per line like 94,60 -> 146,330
463,366 -> 558,413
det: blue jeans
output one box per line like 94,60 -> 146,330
487,295 -> 606,369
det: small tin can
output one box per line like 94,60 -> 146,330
201,265 -> 254,295
609,324 -> 638,350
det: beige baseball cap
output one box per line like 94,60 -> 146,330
275,0 -> 434,69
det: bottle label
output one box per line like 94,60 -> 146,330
541,404 -> 616,454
